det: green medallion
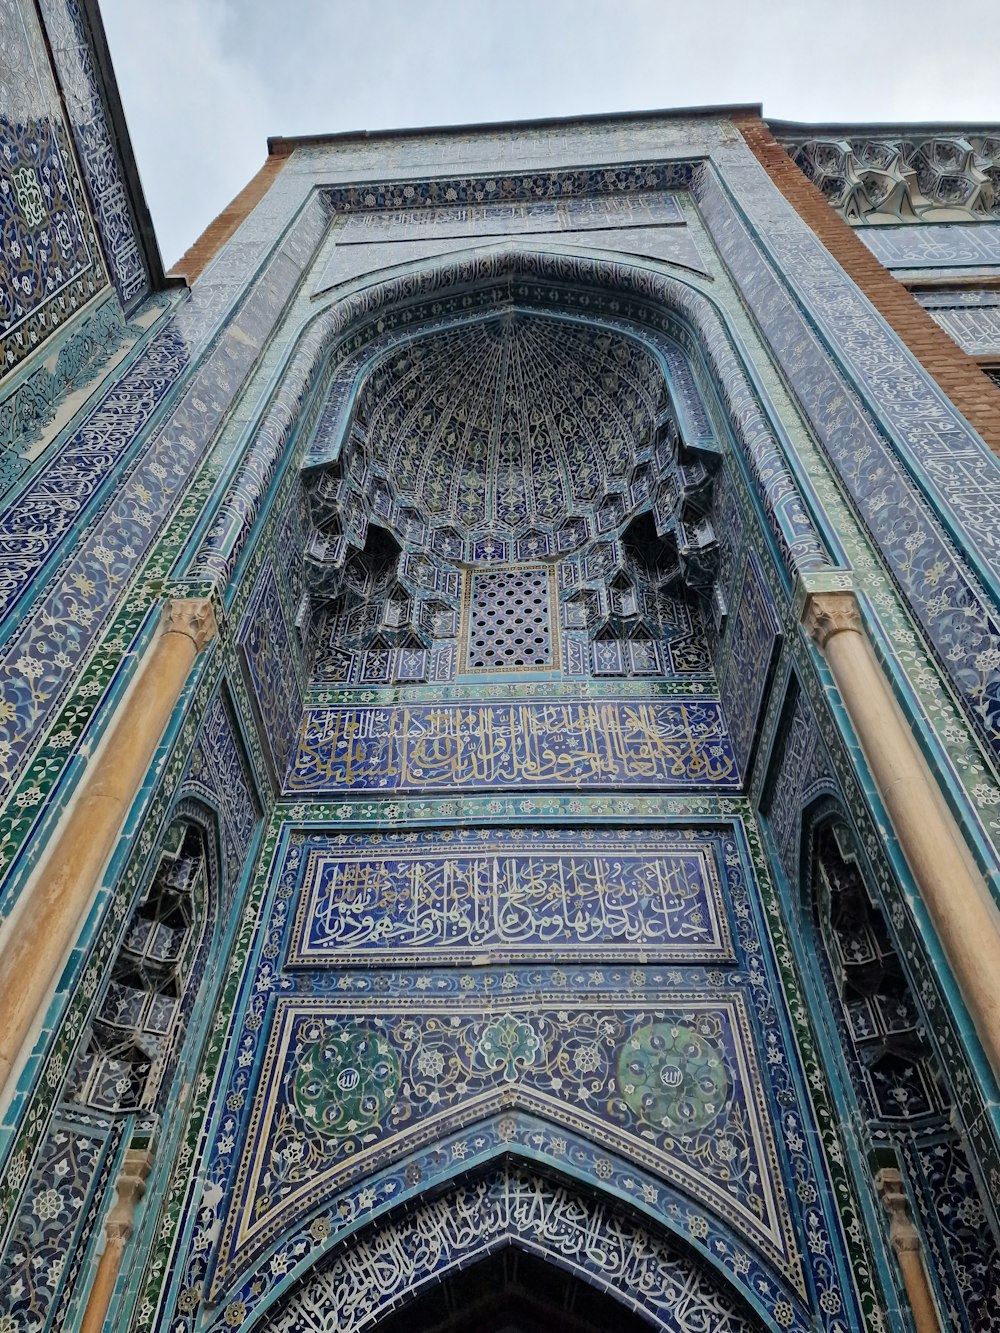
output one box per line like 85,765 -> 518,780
618,1022 -> 728,1130
293,1025 -> 400,1136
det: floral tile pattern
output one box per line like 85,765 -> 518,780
3,97 -> 1000,1333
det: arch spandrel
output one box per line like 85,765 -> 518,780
179,816 -> 859,1327
210,988 -> 801,1294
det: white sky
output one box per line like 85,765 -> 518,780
100,0 -> 1000,268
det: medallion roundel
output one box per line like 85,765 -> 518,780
618,1022 -> 729,1130
293,1024 -> 401,1136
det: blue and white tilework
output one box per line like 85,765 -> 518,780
860,223 -> 1000,270
6,103 -> 1000,1333
0,1113 -> 121,1333
259,1167 -> 781,1333
184,688 -> 260,908
695,153 -> 1000,765
0,0 -> 106,375
717,549 -> 780,775
238,563 -> 304,784
35,0 -> 150,308
917,289 -> 1000,356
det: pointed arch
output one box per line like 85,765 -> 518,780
185,245 -> 834,600
222,1162 -> 801,1333
197,1111 -> 819,1333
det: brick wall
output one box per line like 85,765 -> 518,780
168,155 -> 287,284
735,116 -> 1000,458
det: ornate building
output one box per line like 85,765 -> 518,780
2,5 -> 1000,1331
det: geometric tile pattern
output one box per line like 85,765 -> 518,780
718,550 -> 780,775
239,563 -> 304,782
908,1134 -> 1000,1332
10,98 -> 1000,1333
696,163 -> 1000,767
462,565 -> 553,671
0,294 -> 127,466
0,1115 -> 119,1333
351,312 -> 667,546
36,0 -> 150,308
0,107 -> 103,375
0,325 -> 189,623
765,683 -> 837,891
0,188 -> 328,815
185,689 -> 260,906
784,134 -> 1000,223
157,765 -> 877,1333
220,988 -> 800,1288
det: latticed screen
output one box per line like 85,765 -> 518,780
463,565 -> 553,671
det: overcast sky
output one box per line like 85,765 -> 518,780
100,0 -> 1000,269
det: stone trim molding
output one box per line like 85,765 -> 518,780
875,1168 -> 943,1333
162,597 -> 218,653
802,590 -> 1000,1086
0,598 -> 217,1104
802,591 -> 863,649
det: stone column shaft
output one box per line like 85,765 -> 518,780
80,1148 -> 154,1333
805,592 -> 1000,1085
876,1169 -> 942,1333
0,599 -> 216,1097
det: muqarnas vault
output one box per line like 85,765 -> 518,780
1,5 -> 1000,1331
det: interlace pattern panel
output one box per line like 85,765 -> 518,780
462,565 -> 553,671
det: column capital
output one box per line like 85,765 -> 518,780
876,1168 -> 921,1253
162,597 -> 217,652
107,1146 -> 155,1237
802,590 -> 862,649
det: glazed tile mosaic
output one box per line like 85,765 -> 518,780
35,0 -> 150,309
223,989 -> 799,1283
917,289 -> 1000,356
265,1168 -> 772,1333
2,63 -> 1000,1333
285,826 -> 736,966
859,222 -> 1000,269
0,108 -> 104,374
461,565 -> 554,672
286,698 -> 740,793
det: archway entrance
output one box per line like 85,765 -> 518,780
372,1248 -> 649,1333
256,1169 -> 772,1333
193,252 -> 862,1333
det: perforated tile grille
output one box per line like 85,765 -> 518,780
464,566 -> 553,671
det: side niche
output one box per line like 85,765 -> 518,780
806,813 -> 1000,1324
68,820 -> 210,1113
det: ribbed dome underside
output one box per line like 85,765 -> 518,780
354,311 -> 668,542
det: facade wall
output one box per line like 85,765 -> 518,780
0,27 -> 999,1330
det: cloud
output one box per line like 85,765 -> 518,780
101,0 -> 278,265
99,0 -> 1000,265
